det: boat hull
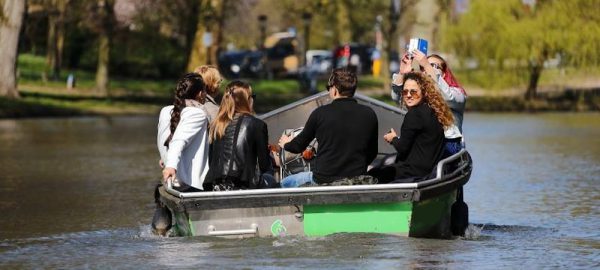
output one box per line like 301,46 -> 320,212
158,149 -> 470,239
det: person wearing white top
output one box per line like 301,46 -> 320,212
159,73 -> 210,191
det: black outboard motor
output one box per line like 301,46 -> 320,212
451,152 -> 471,236
451,187 -> 469,236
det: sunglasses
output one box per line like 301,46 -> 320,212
401,89 -> 420,96
250,93 -> 256,100
420,63 -> 442,72
325,83 -> 334,92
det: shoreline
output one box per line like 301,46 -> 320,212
1,88 -> 599,119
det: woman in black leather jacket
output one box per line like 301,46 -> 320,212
204,81 -> 276,190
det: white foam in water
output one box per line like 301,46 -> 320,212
137,224 -> 173,239
463,223 -> 485,240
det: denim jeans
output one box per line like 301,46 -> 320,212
444,141 -> 463,157
280,171 -> 316,188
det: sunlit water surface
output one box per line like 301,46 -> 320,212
0,113 -> 598,269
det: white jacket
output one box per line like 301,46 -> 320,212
157,105 -> 209,189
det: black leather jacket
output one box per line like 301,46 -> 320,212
205,114 -> 274,188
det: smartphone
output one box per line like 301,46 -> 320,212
407,38 -> 428,56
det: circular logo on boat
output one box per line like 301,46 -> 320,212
270,219 -> 287,237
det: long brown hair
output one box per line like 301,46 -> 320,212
164,73 -> 205,147
209,80 -> 253,142
402,72 -> 454,129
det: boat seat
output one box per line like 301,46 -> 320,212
299,175 -> 378,187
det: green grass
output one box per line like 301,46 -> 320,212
453,66 -> 600,93
7,53 -> 598,118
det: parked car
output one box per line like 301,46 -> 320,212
217,50 -> 264,79
332,43 -> 374,75
263,32 -> 299,78
305,50 -> 333,75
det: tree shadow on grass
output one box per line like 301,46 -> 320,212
20,91 -> 172,105
0,97 -> 89,118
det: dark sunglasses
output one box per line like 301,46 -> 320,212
401,89 -> 420,96
250,93 -> 256,100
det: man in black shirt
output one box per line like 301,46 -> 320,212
278,68 -> 379,187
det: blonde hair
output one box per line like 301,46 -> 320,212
209,81 -> 253,142
402,72 -> 454,129
194,65 -> 222,97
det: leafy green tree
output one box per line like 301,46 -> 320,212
443,0 -> 600,99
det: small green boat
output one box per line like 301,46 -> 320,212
158,93 -> 472,238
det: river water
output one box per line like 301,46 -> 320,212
0,113 -> 598,269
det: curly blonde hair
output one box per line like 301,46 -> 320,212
401,72 -> 454,129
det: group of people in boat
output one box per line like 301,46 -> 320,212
156,49 -> 466,192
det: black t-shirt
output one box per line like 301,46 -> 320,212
284,98 -> 378,183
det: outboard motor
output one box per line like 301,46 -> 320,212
151,184 -> 172,236
451,187 -> 469,236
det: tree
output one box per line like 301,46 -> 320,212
45,0 -> 68,80
443,0 -> 600,100
186,0 -> 235,71
379,0 -> 417,91
93,0 -> 115,96
0,0 -> 25,99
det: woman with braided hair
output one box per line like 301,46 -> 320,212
157,73 -> 210,191
204,80 -> 276,191
370,71 -> 454,183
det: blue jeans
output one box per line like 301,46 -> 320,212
444,141 -> 463,157
280,172 -> 316,188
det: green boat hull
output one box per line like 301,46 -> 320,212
161,187 -> 457,238
158,149 -> 470,239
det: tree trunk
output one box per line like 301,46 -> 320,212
95,0 -> 113,96
210,0 -> 228,69
525,63 -> 543,100
381,1 -> 401,92
0,0 -> 25,99
47,8 -> 58,79
96,31 -> 110,96
334,1 -> 351,45
186,23 -> 209,71
46,0 -> 67,80
186,0 -> 210,71
183,0 -> 200,70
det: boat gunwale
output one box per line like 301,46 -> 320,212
158,168 -> 469,211
258,92 -> 405,121
159,150 -> 471,211
165,149 -> 470,199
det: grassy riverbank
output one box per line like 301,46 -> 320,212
2,54 -> 599,118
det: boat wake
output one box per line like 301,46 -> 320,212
460,223 -> 557,241
462,224 -> 485,240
